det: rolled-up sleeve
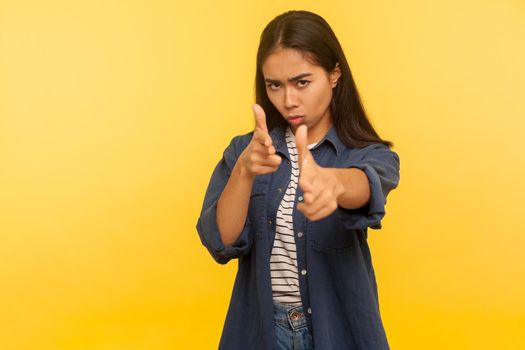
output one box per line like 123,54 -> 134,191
336,143 -> 400,230
196,135 -> 254,264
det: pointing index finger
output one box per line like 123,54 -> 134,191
252,103 -> 268,132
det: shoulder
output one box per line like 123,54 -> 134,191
230,131 -> 253,147
226,125 -> 286,154
338,142 -> 400,167
352,143 -> 396,158
223,131 -> 253,158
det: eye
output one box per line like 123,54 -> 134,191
297,80 -> 310,87
266,82 -> 280,90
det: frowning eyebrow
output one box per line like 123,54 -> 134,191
264,73 -> 313,84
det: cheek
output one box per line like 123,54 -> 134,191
267,92 -> 283,110
308,84 -> 332,110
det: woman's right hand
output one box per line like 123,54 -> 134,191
238,104 -> 282,179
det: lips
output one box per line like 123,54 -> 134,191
287,115 -> 304,125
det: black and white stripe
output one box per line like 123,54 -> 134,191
269,126 -> 317,305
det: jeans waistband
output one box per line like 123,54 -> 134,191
273,302 -> 308,330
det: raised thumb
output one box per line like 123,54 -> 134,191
295,124 -> 309,170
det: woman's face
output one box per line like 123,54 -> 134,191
262,47 -> 341,144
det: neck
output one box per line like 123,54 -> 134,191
291,112 -> 333,144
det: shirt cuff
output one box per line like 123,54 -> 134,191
336,163 -> 388,230
196,199 -> 253,265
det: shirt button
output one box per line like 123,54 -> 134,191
301,269 -> 307,276
298,196 -> 303,201
297,231 -> 303,238
307,308 -> 312,314
268,219 -> 272,225
277,188 -> 283,193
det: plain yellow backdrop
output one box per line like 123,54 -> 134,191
1,0 -> 524,349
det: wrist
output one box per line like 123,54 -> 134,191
234,157 -> 256,181
328,168 -> 346,204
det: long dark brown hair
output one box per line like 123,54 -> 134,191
255,10 -> 394,148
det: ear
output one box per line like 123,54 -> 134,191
331,62 -> 341,88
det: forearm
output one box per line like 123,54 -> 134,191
216,161 -> 255,246
329,167 -> 370,210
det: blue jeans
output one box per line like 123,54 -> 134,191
273,302 -> 314,349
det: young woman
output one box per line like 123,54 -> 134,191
196,10 -> 400,350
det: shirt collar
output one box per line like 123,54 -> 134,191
270,124 -> 343,158
269,126 -> 287,157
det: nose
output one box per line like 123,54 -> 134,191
284,87 -> 298,109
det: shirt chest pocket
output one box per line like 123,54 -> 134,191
308,213 -> 355,253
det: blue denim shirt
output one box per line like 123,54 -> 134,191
196,124 -> 400,350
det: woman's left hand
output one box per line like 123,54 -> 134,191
295,125 -> 345,221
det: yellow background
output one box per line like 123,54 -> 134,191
1,0 -> 524,349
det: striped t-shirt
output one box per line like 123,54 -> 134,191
270,126 -> 318,305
